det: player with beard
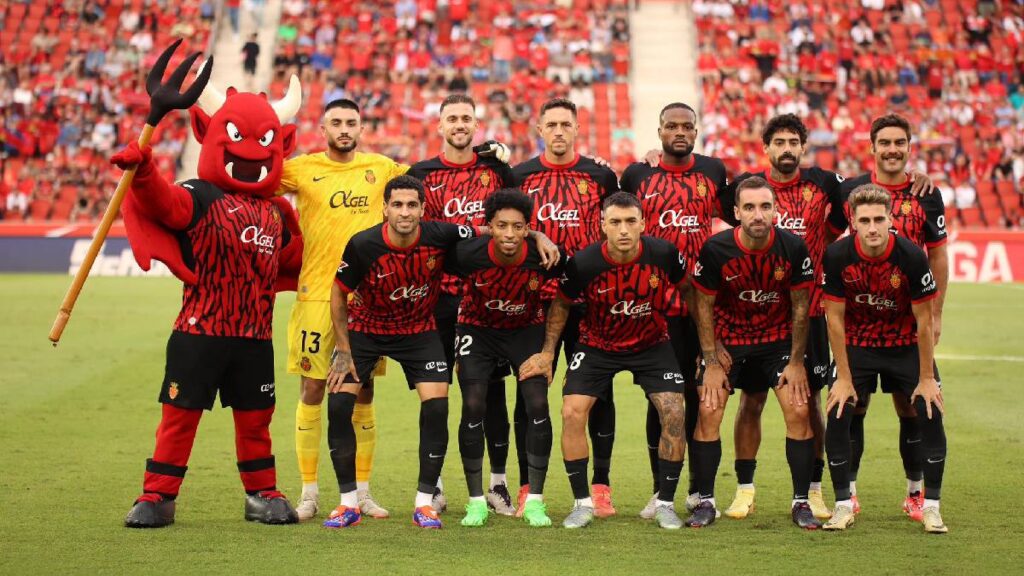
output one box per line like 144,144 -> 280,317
512,98 -> 621,517
407,94 -> 518,516
279,99 -> 409,521
827,114 -> 948,522
689,177 -> 821,530
619,102 -> 729,520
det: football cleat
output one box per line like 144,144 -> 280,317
323,505 -> 362,528
413,505 -> 443,529
851,494 -> 861,514
357,489 -> 389,519
591,484 -> 617,518
486,483 -> 516,516
431,487 -> 448,514
823,504 -> 855,531
791,502 -> 822,530
460,500 -> 490,527
295,492 -> 318,521
125,493 -> 176,528
562,504 -> 595,529
685,501 -> 717,528
724,486 -> 756,519
685,492 -> 700,512
245,490 -> 299,524
514,484 -> 530,518
654,504 -> 684,530
808,488 -> 832,520
521,499 -> 552,527
639,492 -> 659,520
902,491 -> 925,522
922,506 -> 948,534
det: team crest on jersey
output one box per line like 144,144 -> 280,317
649,274 -> 659,289
696,180 -> 707,197
774,265 -> 786,281
426,255 -> 436,270
802,186 -> 813,202
890,272 -> 902,289
301,357 -> 312,372
900,200 -> 912,215
168,382 -> 179,400
577,180 -> 589,195
480,171 -> 491,187
365,170 -> 376,184
529,275 -> 540,291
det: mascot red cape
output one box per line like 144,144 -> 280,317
116,47 -> 304,528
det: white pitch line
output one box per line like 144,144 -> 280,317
935,354 -> 1024,363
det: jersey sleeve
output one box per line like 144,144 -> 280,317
335,239 -> 367,294
822,244 -> 846,302
717,171 -> 744,226
661,241 -> 688,285
276,156 -> 301,196
921,193 -> 948,248
619,164 -> 641,194
439,221 -> 476,247
790,237 -> 815,289
557,255 -> 583,300
906,245 -> 939,303
827,184 -> 851,234
692,241 -> 722,294
821,169 -> 846,228
598,166 -> 620,199
390,160 -> 411,179
496,162 -> 516,188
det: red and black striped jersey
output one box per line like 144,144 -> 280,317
823,233 -> 937,348
445,236 -> 564,330
335,221 -> 475,335
408,153 -> 514,296
559,236 -> 687,353
693,227 -> 814,346
828,172 -> 948,250
722,168 -> 844,318
172,179 -> 290,340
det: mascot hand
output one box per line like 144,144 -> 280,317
473,140 -> 512,164
110,141 -> 154,172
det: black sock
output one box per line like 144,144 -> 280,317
826,403 -> 854,501
646,401 -> 662,494
683,384 -> 699,494
658,459 -> 684,503
458,382 -> 487,498
326,392 -> 358,493
418,397 -> 449,495
812,458 -> 825,484
521,379 -> 552,495
564,457 -> 590,500
691,439 -> 721,500
735,459 -> 756,485
589,396 -> 615,486
914,397 -> 947,501
484,377 -> 509,475
513,387 -> 528,487
786,437 -> 815,500
899,415 -> 924,482
849,412 -> 866,481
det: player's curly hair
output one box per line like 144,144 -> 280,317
384,174 -> 425,203
848,183 -> 893,214
762,113 -> 808,145
870,113 -> 912,144
484,188 -> 534,223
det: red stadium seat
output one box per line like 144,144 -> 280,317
28,199 -> 52,220
959,206 -> 983,227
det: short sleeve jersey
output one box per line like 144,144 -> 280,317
334,221 -> 474,335
278,151 -> 408,301
408,152 -> 514,296
823,233 -> 938,347
828,172 -> 948,250
722,168 -> 845,317
445,236 -> 564,330
559,236 -> 687,353
692,227 -> 815,346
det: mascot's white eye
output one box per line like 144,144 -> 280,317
226,122 -> 243,142
259,129 -> 275,147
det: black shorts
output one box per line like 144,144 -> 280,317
668,315 -> 700,388
455,323 -> 546,384
563,341 -> 684,401
348,330 -> 451,389
833,344 -> 942,398
550,302 -> 585,374
160,331 -> 276,411
437,293 -> 508,383
699,340 -> 792,394
734,320 -> 829,393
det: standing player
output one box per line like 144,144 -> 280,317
408,94 -> 518,516
445,188 -> 563,527
513,97 -> 621,517
827,113 -> 948,520
619,102 -> 728,518
279,99 -> 407,521
689,177 -> 821,530
821,185 -> 947,534
520,192 -> 690,530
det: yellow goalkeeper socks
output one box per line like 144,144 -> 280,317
295,401 -> 322,485
353,402 -> 377,483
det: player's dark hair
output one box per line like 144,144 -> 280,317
602,191 -> 642,212
762,113 -> 808,145
539,97 -> 577,119
440,93 -> 476,114
484,187 -> 534,223
659,102 -> 697,124
735,175 -> 775,204
848,184 -> 893,214
324,98 -> 360,115
870,113 -> 912,144
384,174 -> 425,203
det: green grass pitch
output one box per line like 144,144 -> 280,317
1,276 -> 1022,574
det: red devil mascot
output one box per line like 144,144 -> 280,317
115,42 -> 304,527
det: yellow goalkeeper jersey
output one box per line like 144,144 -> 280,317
279,151 -> 409,301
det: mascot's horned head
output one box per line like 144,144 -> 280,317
191,73 -> 301,198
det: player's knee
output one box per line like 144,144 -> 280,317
893,394 -> 918,418
301,377 -> 327,404
356,383 -> 374,404
561,402 -> 589,428
738,392 -> 768,419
